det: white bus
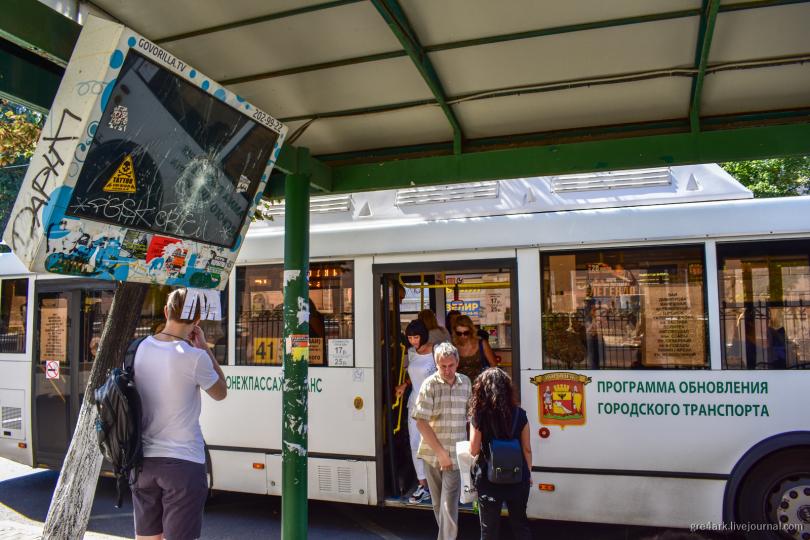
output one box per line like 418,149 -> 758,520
1,164 -> 809,538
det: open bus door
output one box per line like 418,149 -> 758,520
377,263 -> 518,505
380,274 -> 414,502
32,281 -> 113,468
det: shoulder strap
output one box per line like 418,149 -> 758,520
204,441 -> 214,491
510,407 -> 521,439
124,336 -> 148,373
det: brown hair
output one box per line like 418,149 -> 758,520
417,309 -> 440,331
453,315 -> 477,337
166,288 -> 201,323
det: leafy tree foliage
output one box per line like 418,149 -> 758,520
0,99 -> 43,167
721,157 -> 810,198
0,100 -> 44,237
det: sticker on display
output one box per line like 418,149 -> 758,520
329,339 -> 353,367
236,175 -> 251,193
45,360 -> 60,379
103,154 -> 137,193
290,334 -> 309,348
108,105 -> 129,132
181,288 -> 222,320
289,334 -> 309,362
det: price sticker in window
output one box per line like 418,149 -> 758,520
328,339 -> 353,367
253,338 -> 281,364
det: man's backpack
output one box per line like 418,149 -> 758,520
94,337 -> 146,508
486,408 -> 524,485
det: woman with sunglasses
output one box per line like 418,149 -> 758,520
452,315 -> 496,382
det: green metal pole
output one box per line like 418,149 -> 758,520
282,173 -> 310,539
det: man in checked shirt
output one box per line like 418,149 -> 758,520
412,341 -> 472,540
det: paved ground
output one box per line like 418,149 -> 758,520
0,457 -> 742,539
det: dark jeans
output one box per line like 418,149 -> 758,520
478,483 -> 532,540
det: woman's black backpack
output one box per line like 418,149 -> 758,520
93,337 -> 146,508
486,408 -> 524,485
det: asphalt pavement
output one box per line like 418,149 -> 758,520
0,457 -> 740,539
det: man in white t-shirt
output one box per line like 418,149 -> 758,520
131,288 -> 227,540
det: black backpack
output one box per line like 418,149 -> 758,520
486,408 -> 524,485
94,336 -> 146,508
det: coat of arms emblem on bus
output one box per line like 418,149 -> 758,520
530,372 -> 592,427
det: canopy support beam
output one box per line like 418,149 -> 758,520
275,146 -> 333,193
328,122 -> 810,193
690,0 -> 721,134
371,0 -> 464,154
155,0 -> 364,44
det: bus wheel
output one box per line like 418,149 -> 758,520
736,448 -> 810,540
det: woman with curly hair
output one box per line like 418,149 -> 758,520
469,368 -> 532,539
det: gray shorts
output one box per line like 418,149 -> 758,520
132,457 -> 208,540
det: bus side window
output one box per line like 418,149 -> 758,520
718,239 -> 810,370
235,262 -> 354,367
541,245 -> 709,370
0,278 -> 29,354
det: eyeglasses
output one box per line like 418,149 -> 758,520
455,330 -> 471,337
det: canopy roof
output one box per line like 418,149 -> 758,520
3,0 -> 810,195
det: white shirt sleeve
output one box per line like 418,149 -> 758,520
193,349 -> 220,391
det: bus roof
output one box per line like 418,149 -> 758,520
251,163 -> 751,229
240,194 -> 810,263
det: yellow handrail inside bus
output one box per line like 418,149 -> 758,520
392,343 -> 406,434
398,276 -> 510,290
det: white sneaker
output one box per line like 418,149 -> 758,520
408,485 -> 431,504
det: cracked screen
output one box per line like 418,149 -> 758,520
66,50 -> 279,248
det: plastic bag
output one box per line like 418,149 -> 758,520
456,440 -> 477,504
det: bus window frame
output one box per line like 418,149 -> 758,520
716,238 -> 810,370
539,243 -> 711,371
234,260 -> 356,368
0,276 -> 30,356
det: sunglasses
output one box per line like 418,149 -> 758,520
455,329 -> 471,337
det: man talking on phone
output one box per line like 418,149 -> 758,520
131,288 -> 227,540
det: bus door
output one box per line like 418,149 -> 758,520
377,262 -> 518,503
32,282 -> 113,467
380,273 -> 411,499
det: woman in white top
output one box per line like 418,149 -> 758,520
395,319 -> 436,504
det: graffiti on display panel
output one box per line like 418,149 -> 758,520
2,18 -> 287,290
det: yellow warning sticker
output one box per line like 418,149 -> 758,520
103,155 -> 137,193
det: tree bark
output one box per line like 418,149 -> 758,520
42,281 -> 148,539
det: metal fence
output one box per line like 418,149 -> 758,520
720,300 -> 810,369
542,302 -> 708,370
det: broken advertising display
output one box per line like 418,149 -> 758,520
2,16 -> 287,290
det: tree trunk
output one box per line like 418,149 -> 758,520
42,281 -> 148,539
